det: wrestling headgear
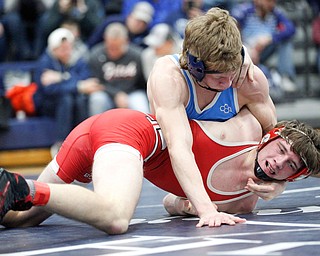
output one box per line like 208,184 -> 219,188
187,47 -> 245,82
187,52 -> 221,82
254,127 -> 311,182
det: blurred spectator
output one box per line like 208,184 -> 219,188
203,0 -> 234,11
121,0 -> 181,29
88,22 -> 148,116
0,0 -> 48,61
165,0 -> 206,38
307,0 -> 320,16
0,17 -> 8,61
33,28 -> 103,155
34,0 -> 104,58
232,0 -> 297,92
0,83 -> 11,131
14,0 -> 48,60
60,18 -> 89,62
141,23 -> 183,80
103,0 -> 123,16
312,13 -> 320,74
87,1 -> 154,49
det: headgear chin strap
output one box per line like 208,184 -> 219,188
254,158 -> 277,181
255,127 -> 311,182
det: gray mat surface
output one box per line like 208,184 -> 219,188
1,177 -> 320,256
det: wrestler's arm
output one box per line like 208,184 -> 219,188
239,65 -> 286,200
148,57 -> 244,227
239,65 -> 277,134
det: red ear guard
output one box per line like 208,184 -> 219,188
258,126 -> 284,151
285,167 -> 310,182
257,127 -> 311,182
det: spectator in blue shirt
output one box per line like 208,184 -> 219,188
121,0 -> 181,29
165,0 -> 206,39
232,0 -> 297,92
34,28 -> 103,155
87,1 -> 154,49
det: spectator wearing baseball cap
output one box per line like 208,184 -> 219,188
130,1 -> 154,24
141,23 -> 182,80
34,27 -> 103,157
47,28 -> 75,53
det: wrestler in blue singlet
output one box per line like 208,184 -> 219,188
169,54 -> 239,121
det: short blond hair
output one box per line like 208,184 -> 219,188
180,7 -> 242,72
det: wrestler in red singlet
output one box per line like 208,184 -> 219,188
55,108 -> 257,203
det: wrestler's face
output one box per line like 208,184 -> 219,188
257,137 -> 304,180
198,71 -> 237,92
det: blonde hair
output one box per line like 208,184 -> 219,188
276,120 -> 320,176
180,7 -> 242,72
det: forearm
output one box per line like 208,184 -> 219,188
169,149 -> 217,216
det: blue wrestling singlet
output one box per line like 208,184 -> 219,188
169,54 -> 239,121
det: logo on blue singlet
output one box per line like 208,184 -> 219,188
219,104 -> 232,114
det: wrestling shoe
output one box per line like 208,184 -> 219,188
0,168 -> 33,222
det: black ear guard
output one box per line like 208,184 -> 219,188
187,52 -> 206,82
240,46 -> 245,64
186,47 -> 245,82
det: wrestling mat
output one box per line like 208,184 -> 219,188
1,176 -> 320,256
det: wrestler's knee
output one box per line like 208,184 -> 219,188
94,202 -> 131,234
94,211 -> 130,234
104,218 -> 130,235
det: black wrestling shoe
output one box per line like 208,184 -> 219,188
0,168 -> 33,222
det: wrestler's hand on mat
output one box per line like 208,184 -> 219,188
196,211 -> 246,228
232,45 -> 254,88
245,178 -> 287,201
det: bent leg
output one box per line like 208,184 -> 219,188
3,144 -> 144,234
22,145 -> 143,234
90,145 -> 144,234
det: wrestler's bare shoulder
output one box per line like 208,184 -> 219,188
152,55 -> 181,73
238,66 -> 269,97
148,56 -> 187,93
237,65 -> 270,106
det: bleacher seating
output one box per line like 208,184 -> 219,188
267,0 -> 319,97
0,61 -> 56,166
0,117 -> 56,150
